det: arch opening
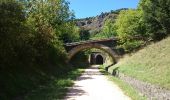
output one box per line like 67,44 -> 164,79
95,55 -> 104,65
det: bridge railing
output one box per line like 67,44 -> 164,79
64,37 -> 118,46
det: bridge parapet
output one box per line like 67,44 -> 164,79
64,38 -> 118,51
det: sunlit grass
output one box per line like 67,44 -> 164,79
109,37 -> 170,89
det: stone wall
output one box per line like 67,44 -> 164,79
117,73 -> 170,100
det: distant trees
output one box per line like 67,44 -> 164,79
111,8 -> 128,14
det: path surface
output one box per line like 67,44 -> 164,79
65,65 -> 131,100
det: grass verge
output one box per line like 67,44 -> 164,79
99,66 -> 146,100
24,68 -> 85,100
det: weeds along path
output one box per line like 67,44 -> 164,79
65,65 -> 131,100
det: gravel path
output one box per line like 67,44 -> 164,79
65,65 -> 131,100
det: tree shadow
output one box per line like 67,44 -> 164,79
77,76 -> 94,81
65,85 -> 87,99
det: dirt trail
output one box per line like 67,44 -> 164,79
65,65 -> 131,100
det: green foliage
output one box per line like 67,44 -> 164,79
91,19 -> 116,40
80,29 -> 90,40
91,32 -> 108,40
0,0 -> 32,67
115,9 -> 145,40
57,21 -> 80,43
120,40 -> 144,52
138,0 -> 170,40
27,0 -> 79,43
114,9 -> 146,52
111,8 -> 129,14
24,0 -> 70,67
102,19 -> 116,37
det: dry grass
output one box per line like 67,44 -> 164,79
109,37 -> 170,89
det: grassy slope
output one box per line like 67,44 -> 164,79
109,37 -> 170,89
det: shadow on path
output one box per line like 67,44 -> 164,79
66,85 -> 86,97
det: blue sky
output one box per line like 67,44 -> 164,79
68,0 -> 140,18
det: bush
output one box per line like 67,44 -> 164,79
119,40 -> 144,52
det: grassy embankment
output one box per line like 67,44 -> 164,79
108,37 -> 170,90
99,66 -> 146,100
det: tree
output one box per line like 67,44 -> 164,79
0,0 -> 31,67
26,0 -> 74,64
80,29 -> 90,41
27,0 -> 79,43
114,9 -> 146,51
139,0 -> 170,40
57,21 -> 80,43
115,9 -> 146,40
102,19 -> 116,38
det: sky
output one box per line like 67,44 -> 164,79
68,0 -> 140,19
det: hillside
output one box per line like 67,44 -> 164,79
76,8 -> 128,35
109,37 -> 170,89
76,12 -> 117,34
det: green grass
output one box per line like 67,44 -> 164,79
99,66 -> 146,100
108,37 -> 170,90
24,68 -> 84,100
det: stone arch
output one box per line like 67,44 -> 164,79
67,43 -> 119,63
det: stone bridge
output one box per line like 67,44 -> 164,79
64,38 -> 122,63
